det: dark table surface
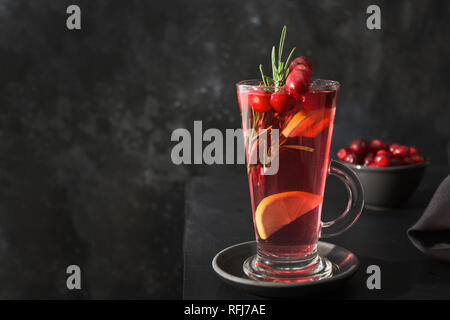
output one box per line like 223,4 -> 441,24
183,165 -> 450,299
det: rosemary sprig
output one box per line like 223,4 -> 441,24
259,26 -> 296,88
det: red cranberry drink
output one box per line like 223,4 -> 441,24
236,27 -> 364,282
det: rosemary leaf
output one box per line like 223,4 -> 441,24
284,47 -> 296,74
271,46 -> 276,80
278,26 -> 286,65
259,64 -> 268,86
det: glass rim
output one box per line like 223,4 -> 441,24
236,79 -> 340,92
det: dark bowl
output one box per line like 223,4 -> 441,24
341,161 -> 428,210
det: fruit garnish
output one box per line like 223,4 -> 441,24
285,68 -> 310,96
270,90 -> 296,113
303,117 -> 330,138
289,56 -> 313,75
248,91 -> 272,112
255,191 -> 322,240
281,110 -> 322,138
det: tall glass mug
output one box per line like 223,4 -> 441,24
236,79 -> 364,282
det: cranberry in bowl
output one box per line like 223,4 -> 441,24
337,139 -> 428,210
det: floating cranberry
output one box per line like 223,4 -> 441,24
248,91 -> 272,112
349,139 -> 369,155
270,90 -> 296,113
374,154 -> 390,167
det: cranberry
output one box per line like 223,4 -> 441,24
289,56 -> 313,75
376,149 -> 391,158
374,154 -> 390,167
337,148 -> 352,161
269,90 -> 296,113
248,91 -> 272,112
392,145 -> 410,158
286,68 -> 311,96
368,162 -> 377,167
409,146 -> 420,156
389,143 -> 400,153
411,154 -> 424,164
343,153 -> 358,164
370,139 -> 388,151
390,158 -> 404,166
349,139 -> 369,155
363,152 -> 375,166
403,157 -> 414,165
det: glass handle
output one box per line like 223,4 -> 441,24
320,159 -> 364,238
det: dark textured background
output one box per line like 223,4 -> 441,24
0,0 -> 448,298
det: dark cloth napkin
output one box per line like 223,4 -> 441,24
408,174 -> 450,262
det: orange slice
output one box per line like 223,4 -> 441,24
281,110 -> 322,138
255,191 -> 323,240
303,117 -> 330,138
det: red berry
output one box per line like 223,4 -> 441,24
411,154 -> 424,164
374,154 -> 390,167
269,90 -> 296,113
392,145 -> 410,158
363,152 -> 375,166
389,143 -> 400,153
368,162 -> 377,167
409,146 -> 420,156
292,64 -> 312,77
390,158 -> 404,166
403,157 -> 414,165
349,139 -> 369,155
343,153 -> 358,164
376,149 -> 391,157
370,139 -> 388,151
337,147 -> 352,161
289,56 -> 313,74
285,68 -> 311,96
248,91 -> 272,112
